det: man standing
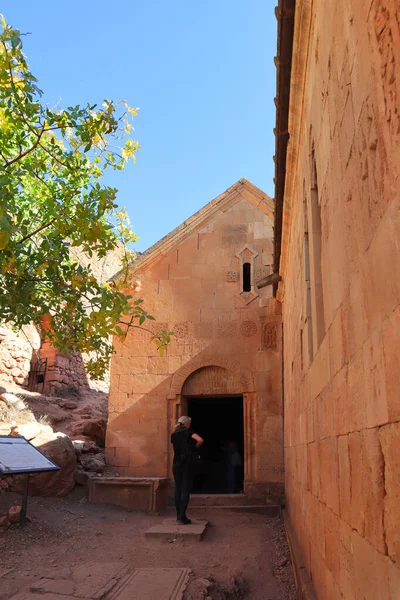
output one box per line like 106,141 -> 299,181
171,415 -> 204,524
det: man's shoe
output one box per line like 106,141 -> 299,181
178,516 -> 192,525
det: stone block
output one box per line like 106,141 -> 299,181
109,567 -> 191,600
89,477 -> 169,513
114,447 -> 130,467
352,528 -> 392,600
362,328 -> 388,428
109,392 -> 129,413
105,447 -> 116,464
346,349 -> 367,433
328,308 -> 346,378
382,306 -> 400,421
363,201 -> 400,336
307,442 -> 320,499
130,357 -> 149,375
167,262 -> 192,280
338,517 -> 355,599
347,428 -> 385,553
192,263 -> 215,279
308,335 -> 330,402
133,374 -> 166,394
168,356 -> 181,373
145,519 -> 208,541
318,436 -> 339,515
309,536 -> 327,597
147,356 -> 168,375
387,558 -> 400,600
118,374 -> 134,394
324,507 -> 341,583
378,422 -> 400,564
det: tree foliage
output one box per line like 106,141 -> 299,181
0,18 -> 172,378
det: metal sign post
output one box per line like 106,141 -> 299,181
0,436 -> 60,527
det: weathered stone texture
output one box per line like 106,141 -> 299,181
0,323 -> 40,387
281,0 -> 400,597
107,181 -> 283,494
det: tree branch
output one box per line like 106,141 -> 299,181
3,126 -> 45,168
17,218 -> 56,244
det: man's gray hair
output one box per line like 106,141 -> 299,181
178,415 -> 191,426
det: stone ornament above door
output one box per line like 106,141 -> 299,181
235,245 -> 259,305
181,366 -> 243,396
169,352 -> 254,397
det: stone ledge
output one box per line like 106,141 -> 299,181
89,476 -> 169,514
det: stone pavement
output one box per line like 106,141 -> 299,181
9,562 -> 191,600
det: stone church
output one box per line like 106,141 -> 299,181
106,179 -> 284,504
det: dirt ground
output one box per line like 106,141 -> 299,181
0,488 -> 296,600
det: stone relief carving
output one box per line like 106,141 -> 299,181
226,270 -> 239,282
182,366 -> 242,396
147,322 -> 168,335
216,321 -> 238,338
263,323 -> 277,349
240,320 -> 258,337
255,266 -> 270,281
170,352 -> 255,395
173,322 -> 189,339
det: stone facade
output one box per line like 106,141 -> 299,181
107,180 -> 284,500
276,0 -> 400,597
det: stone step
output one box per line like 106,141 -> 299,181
191,505 -> 281,516
188,494 -> 259,507
145,518 -> 208,542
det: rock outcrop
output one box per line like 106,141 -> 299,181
67,418 -> 107,447
0,324 -> 40,387
0,386 -> 109,497
7,430 -> 77,497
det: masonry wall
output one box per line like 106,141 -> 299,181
281,1 -> 400,597
106,189 -> 284,499
0,323 -> 40,388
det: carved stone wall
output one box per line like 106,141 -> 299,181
182,366 -> 242,396
280,1 -> 400,597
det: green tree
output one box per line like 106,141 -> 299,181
0,18 -> 171,379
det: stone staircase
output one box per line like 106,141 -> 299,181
174,493 -> 282,516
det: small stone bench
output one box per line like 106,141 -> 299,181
88,476 -> 169,514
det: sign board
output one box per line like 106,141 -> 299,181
0,436 -> 60,474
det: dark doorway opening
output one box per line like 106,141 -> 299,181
187,395 -> 244,494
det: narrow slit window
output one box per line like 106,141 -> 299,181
243,262 -> 251,292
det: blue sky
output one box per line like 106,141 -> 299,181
3,1 -> 277,251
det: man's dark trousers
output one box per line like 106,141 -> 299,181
172,463 -> 194,520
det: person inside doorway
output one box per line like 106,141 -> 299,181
224,440 -> 243,493
171,415 -> 204,524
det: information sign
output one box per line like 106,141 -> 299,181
0,435 -> 60,527
0,435 -> 60,474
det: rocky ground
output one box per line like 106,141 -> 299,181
0,488 -> 296,600
0,384 -> 110,498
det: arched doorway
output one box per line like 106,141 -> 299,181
168,355 -> 257,493
170,364 -> 253,494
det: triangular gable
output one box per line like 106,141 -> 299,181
113,178 -> 274,278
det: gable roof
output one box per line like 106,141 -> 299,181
112,178 -> 274,279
